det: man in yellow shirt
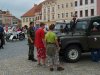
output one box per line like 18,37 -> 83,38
45,24 -> 64,71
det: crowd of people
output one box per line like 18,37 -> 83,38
27,21 -> 100,71
1,20 -> 100,71
0,25 -> 27,49
27,22 -> 64,71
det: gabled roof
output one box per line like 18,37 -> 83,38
35,3 -> 42,13
21,3 -> 42,17
21,5 -> 37,17
43,0 -> 55,3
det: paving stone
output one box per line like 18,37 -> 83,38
0,40 -> 100,75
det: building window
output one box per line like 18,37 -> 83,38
44,9 -> 46,13
44,15 -> 46,20
62,13 -> 64,18
71,2 -> 73,7
48,7 -> 50,12
80,10 -> 83,17
75,11 -> 78,17
52,7 -> 54,12
91,9 -> 94,16
91,0 -> 94,3
35,17 -> 37,20
66,13 -> 68,17
23,18 -> 25,22
58,5 -> 60,9
62,4 -> 64,8
75,1 -> 78,7
58,14 -> 60,18
80,0 -> 83,6
26,18 -> 28,22
71,12 -> 73,17
85,10 -> 88,17
48,15 -> 50,21
66,3 -> 68,8
52,14 -> 55,19
40,16 -> 42,20
29,18 -> 31,22
32,18 -> 34,21
38,16 -> 40,20
85,0 -> 88,5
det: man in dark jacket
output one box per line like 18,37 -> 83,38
27,22 -> 37,61
70,17 -> 77,31
0,25 -> 4,49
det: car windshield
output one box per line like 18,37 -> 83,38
55,23 -> 66,30
76,21 -> 88,31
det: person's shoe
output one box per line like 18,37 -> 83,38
0,47 -> 4,49
50,68 -> 54,71
28,57 -> 32,60
37,63 -> 42,66
31,59 -> 37,62
42,64 -> 47,68
57,67 -> 64,71
1,46 -> 4,49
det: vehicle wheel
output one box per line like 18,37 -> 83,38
19,35 -> 25,41
6,38 -> 9,42
6,36 -> 10,42
65,45 -> 81,63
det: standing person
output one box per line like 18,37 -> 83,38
45,24 -> 64,71
70,17 -> 77,31
27,22 -> 37,61
35,22 -> 46,66
91,49 -> 100,62
0,25 -> 4,49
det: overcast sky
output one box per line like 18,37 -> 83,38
0,0 -> 44,18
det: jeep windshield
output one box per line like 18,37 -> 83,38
75,21 -> 88,31
54,22 -> 71,34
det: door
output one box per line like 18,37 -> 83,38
88,20 -> 100,49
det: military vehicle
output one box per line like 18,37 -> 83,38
58,16 -> 100,62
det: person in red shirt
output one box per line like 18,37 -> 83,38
35,22 -> 46,66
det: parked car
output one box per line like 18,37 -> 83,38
58,16 -> 100,63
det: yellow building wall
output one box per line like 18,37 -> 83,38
56,0 -> 75,21
42,0 -> 75,24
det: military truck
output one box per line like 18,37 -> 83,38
59,16 -> 100,63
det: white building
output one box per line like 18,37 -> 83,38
74,0 -> 100,19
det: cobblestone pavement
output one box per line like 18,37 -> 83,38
0,40 -> 100,75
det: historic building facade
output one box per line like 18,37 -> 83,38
21,4 -> 42,27
42,0 -> 56,25
42,0 -> 75,25
21,0 -> 100,26
74,0 -> 100,19
0,10 -> 20,26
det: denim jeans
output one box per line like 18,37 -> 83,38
91,49 -> 100,62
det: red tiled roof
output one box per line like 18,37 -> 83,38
43,0 -> 55,3
21,0 -> 55,17
21,3 -> 42,17
21,5 -> 37,17
35,3 -> 42,12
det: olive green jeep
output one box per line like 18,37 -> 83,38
59,16 -> 100,63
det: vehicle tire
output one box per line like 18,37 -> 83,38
5,36 -> 10,42
65,45 -> 81,63
19,35 -> 25,41
6,38 -> 9,42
